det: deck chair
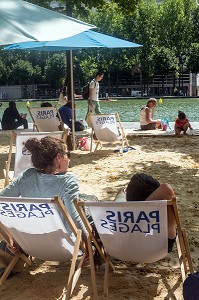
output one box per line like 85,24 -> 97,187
3,131 -> 67,187
89,113 -> 129,153
75,197 -> 194,299
0,196 -> 98,299
27,106 -> 64,132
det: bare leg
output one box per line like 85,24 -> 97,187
182,123 -> 189,134
146,183 -> 176,239
175,127 -> 182,136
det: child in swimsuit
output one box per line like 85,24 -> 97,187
175,111 -> 193,136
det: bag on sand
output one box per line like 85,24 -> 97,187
79,137 -> 91,151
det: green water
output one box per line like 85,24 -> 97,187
0,98 -> 199,123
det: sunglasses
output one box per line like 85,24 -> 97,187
65,151 -> 71,158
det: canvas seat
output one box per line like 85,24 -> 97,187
75,197 -> 194,299
27,106 -> 65,132
89,113 -> 129,153
0,196 -> 98,299
3,131 -> 67,187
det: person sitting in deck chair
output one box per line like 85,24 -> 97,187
115,173 -> 177,252
0,136 -> 87,242
0,136 -> 102,267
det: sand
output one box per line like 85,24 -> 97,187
0,132 -> 199,300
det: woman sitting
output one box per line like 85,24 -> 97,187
140,98 -> 161,130
0,136 -> 87,241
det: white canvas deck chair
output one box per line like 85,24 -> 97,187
3,131 -> 67,187
75,197 -> 194,299
28,106 -> 64,132
0,196 -> 98,299
89,113 -> 129,153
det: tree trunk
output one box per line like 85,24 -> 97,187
116,73 -> 119,96
108,68 -> 111,96
173,72 -> 176,95
162,75 -> 164,95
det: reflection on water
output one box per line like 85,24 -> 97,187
0,98 -> 199,123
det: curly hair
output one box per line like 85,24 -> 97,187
25,136 -> 65,171
126,173 -> 160,201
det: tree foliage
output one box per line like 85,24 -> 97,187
44,53 -> 66,89
11,60 -> 34,85
1,0 -> 199,94
186,43 -> 199,73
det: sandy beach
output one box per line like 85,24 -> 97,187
0,131 -> 199,300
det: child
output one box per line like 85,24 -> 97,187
175,111 -> 193,136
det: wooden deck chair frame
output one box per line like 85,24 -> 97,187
0,228 -> 32,283
90,112 -> 129,154
3,130 -> 68,187
0,196 -> 98,300
75,197 -> 194,300
27,106 -> 64,132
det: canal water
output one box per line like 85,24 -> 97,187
0,98 -> 199,123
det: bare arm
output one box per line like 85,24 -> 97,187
145,107 -> 156,123
151,106 -> 155,118
188,121 -> 193,130
89,87 -> 94,107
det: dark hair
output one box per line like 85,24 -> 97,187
178,111 -> 186,120
9,101 -> 16,108
25,136 -> 66,172
126,173 -> 160,201
41,102 -> 52,108
95,71 -> 104,78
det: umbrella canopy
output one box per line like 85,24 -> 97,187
0,0 -> 95,45
3,30 -> 142,150
4,30 -> 142,50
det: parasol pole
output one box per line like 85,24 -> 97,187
70,49 -> 76,150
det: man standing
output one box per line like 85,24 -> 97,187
87,70 -> 104,115
1,101 -> 28,130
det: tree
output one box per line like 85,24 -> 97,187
44,53 -> 66,89
186,43 -> 199,74
157,0 -> 197,90
0,59 -> 9,85
28,0 -> 139,15
129,0 -> 159,92
192,4 -> 199,42
11,60 -> 34,97
152,47 -> 179,95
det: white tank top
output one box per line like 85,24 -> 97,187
140,107 -> 148,125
